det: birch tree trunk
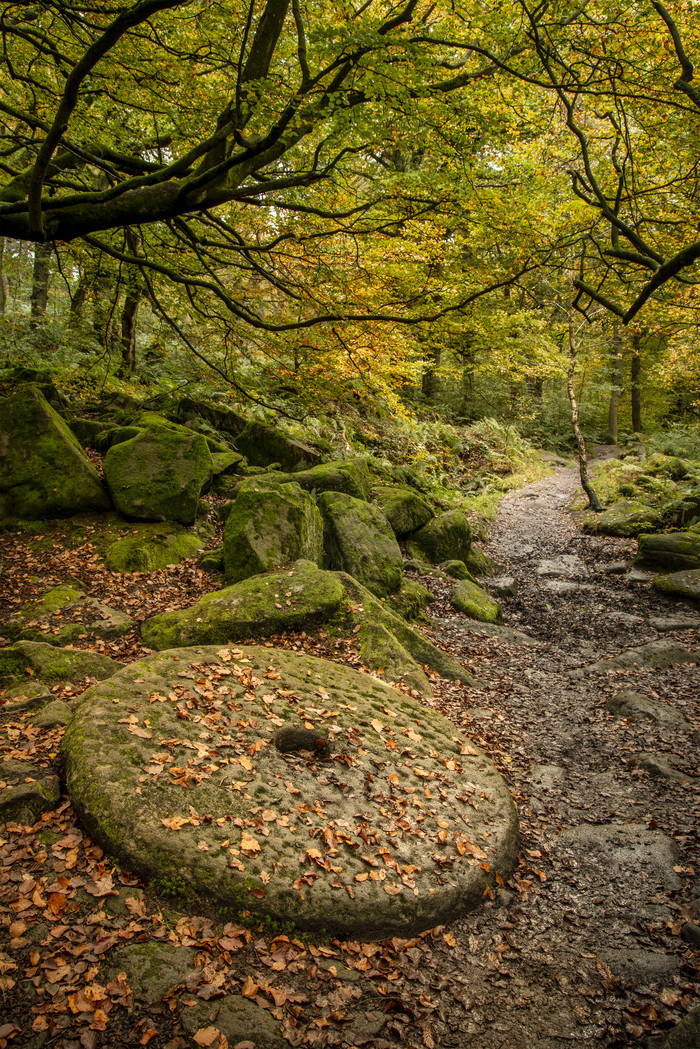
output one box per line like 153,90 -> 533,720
567,305 -> 603,512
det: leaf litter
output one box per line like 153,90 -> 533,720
0,472 -> 698,1047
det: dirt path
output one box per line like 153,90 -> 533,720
421,464 -> 700,1048
1,467 -> 698,1049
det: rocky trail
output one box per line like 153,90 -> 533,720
0,463 -> 698,1049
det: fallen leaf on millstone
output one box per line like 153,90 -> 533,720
194,1027 -> 226,1047
240,832 -> 260,855
383,882 -> 402,895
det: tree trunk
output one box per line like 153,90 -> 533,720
421,344 -> 442,402
567,307 -> 603,512
29,241 -> 51,329
118,284 -> 140,377
607,321 -> 624,443
0,238 -> 8,316
631,332 -> 643,433
69,274 -> 89,329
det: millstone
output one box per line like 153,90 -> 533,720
62,645 -> 518,937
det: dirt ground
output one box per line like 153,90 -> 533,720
0,464 -> 698,1049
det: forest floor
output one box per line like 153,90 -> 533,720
0,461 -> 699,1049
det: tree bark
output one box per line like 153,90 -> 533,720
0,238 -> 7,316
29,241 -> 52,329
567,307 -> 603,511
607,321 -> 624,443
631,332 -> 643,432
421,344 -> 442,402
118,283 -> 140,377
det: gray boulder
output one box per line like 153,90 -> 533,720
0,386 -> 110,521
103,427 -> 212,524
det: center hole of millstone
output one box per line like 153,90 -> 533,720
273,723 -> 332,760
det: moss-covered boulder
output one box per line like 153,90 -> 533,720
464,545 -> 496,577
637,531 -> 700,571
223,479 -> 323,584
141,560 -> 344,649
405,510 -> 472,564
384,579 -> 434,621
0,386 -> 110,521
653,568 -> 700,605
318,491 -> 403,597
280,459 -> 372,501
103,428 -> 212,524
336,573 -> 473,691
104,523 -> 204,573
94,425 -> 144,453
1,584 -> 133,644
583,499 -> 665,537
0,640 -> 120,689
62,645 -> 518,936
0,775 -> 61,823
451,579 -> 502,623
141,561 -> 468,693
234,420 -> 322,471
371,485 -> 434,536
440,560 -> 474,581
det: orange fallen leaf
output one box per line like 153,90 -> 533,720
241,977 -> 259,999
240,832 -> 260,855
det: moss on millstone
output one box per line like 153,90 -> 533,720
104,523 -> 204,573
405,510 -> 472,564
637,531 -> 700,571
141,560 -> 345,649
384,579 -> 434,621
318,491 -> 403,597
0,641 -> 120,688
0,386 -> 111,521
451,578 -> 502,623
653,568 -> 700,605
103,427 -> 212,524
371,485 -> 434,536
223,479 -> 323,583
62,644 -> 519,936
583,499 -> 664,537
2,584 -> 133,644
